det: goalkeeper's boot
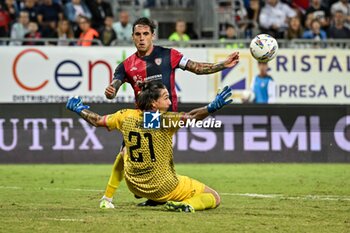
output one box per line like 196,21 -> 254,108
137,199 -> 165,207
165,201 -> 195,213
99,197 -> 115,209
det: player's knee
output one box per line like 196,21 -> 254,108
204,186 -> 221,207
213,190 -> 221,207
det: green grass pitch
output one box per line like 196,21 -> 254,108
0,164 -> 349,233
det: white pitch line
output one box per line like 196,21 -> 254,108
0,186 -> 21,189
1,185 -> 349,201
0,186 -> 103,192
48,187 -> 104,192
221,193 -> 283,198
220,193 -> 350,201
45,218 -> 85,222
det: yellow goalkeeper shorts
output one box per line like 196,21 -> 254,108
153,175 -> 205,202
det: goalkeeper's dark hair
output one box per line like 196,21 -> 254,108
132,17 -> 156,34
136,81 -> 166,111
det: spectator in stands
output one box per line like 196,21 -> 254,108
291,0 -> 309,11
259,0 -> 296,38
64,0 -> 92,37
37,0 -> 63,27
331,0 -> 350,28
304,11 -> 315,30
328,10 -> 350,38
23,21 -> 43,45
305,0 -> 330,30
85,0 -> 113,29
99,15 -> 116,46
303,18 -> 327,41
22,0 -> 39,23
323,0 -> 339,9
231,0 -> 248,31
245,0 -> 261,38
246,62 -> 275,104
220,24 -> 244,48
56,19 -> 74,46
3,0 -> 19,23
77,15 -> 99,46
144,0 -> 156,7
9,10 -> 29,45
41,20 -> 58,45
65,0 -> 92,23
284,15 -> 303,39
112,10 -> 132,43
0,4 -> 11,44
168,19 -> 190,41
216,0 -> 248,38
331,0 -> 350,16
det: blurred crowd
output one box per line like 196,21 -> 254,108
0,0 -> 132,46
0,0 -> 349,46
218,0 -> 350,43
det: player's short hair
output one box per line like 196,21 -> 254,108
136,81 -> 166,111
132,17 -> 156,34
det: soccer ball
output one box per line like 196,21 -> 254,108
249,34 -> 278,63
241,90 -> 255,103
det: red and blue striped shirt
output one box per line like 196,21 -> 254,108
113,46 -> 189,111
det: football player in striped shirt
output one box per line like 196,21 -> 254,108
102,17 -> 239,208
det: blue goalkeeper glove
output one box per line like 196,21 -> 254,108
66,96 -> 90,114
207,86 -> 233,113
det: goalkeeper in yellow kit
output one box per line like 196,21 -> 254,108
66,81 -> 232,212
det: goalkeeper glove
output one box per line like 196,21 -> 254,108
207,86 -> 233,113
66,96 -> 90,114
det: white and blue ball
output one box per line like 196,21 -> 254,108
250,34 -> 278,63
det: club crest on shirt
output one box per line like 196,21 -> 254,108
155,58 -> 162,65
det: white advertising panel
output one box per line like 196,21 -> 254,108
271,49 -> 350,104
0,47 -> 208,103
208,49 -> 350,104
1,47 -> 349,104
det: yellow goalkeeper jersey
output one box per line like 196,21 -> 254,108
105,109 -> 185,199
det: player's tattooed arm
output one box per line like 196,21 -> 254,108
80,109 -> 105,127
185,60 -> 226,74
185,52 -> 240,75
105,79 -> 122,99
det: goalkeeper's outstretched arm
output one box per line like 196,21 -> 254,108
80,109 -> 105,127
67,86 -> 233,126
66,96 -> 105,127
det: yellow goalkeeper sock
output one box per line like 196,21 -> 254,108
104,153 -> 124,199
182,193 -> 216,211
